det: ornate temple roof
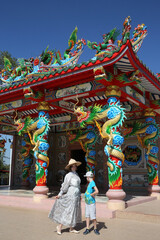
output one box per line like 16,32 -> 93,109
0,17 -> 159,133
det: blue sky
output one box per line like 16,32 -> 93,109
0,0 -> 160,74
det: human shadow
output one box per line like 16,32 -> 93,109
62,220 -> 107,233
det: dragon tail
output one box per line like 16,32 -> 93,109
87,40 -> 98,50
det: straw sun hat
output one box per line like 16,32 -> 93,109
65,158 -> 81,170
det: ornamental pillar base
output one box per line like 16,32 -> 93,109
148,185 -> 160,199
33,185 -> 49,195
150,193 -> 160,200
107,200 -> 125,210
106,189 -> 126,210
106,189 -> 126,200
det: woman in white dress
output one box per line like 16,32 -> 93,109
48,159 -> 82,235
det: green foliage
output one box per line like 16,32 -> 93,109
0,51 -> 17,71
0,155 -> 9,171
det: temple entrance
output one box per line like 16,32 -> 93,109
70,149 -> 86,185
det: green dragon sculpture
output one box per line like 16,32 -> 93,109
125,108 -> 160,186
87,28 -> 120,58
75,88 -> 126,189
1,57 -> 33,83
15,103 -> 50,186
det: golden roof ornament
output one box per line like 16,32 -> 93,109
105,85 -> 121,97
144,108 -> 156,117
37,101 -> 51,111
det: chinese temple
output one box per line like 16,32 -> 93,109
0,17 -> 160,210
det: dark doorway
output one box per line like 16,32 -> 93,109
71,149 -> 86,185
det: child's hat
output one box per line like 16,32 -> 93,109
84,171 -> 94,178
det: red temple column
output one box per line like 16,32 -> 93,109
143,109 -> 160,199
104,86 -> 126,210
32,102 -> 51,196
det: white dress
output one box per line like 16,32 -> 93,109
48,171 -> 82,227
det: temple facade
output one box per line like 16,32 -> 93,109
0,17 -> 160,210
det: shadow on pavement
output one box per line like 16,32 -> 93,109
61,220 -> 107,233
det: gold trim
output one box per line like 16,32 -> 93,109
144,108 -> 156,117
105,85 -> 121,97
37,101 -> 51,111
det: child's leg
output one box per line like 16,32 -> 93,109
92,219 -> 100,235
86,217 -> 90,229
92,219 -> 97,229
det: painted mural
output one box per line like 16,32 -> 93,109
123,145 -> 142,166
126,86 -> 145,104
56,83 -> 92,98
0,99 -> 23,112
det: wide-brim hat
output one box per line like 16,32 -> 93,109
65,158 -> 81,170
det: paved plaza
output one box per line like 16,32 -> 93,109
0,205 -> 160,240
1,188 -> 160,240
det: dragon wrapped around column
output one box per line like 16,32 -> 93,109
125,108 -> 160,187
15,102 -> 50,192
68,125 -> 98,173
74,86 -> 126,189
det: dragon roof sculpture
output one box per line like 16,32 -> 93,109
0,17 -> 148,86
0,27 -> 86,85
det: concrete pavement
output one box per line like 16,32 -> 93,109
0,206 -> 160,240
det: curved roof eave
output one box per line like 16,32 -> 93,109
0,40 -> 159,99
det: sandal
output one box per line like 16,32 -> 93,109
69,229 -> 80,233
56,226 -> 62,235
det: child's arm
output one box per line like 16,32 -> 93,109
90,186 -> 99,197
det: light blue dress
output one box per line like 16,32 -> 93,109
48,172 -> 82,227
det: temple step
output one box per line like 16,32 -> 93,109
116,199 -> 160,223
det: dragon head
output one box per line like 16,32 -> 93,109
15,116 -> 32,136
15,119 -> 25,135
74,106 -> 91,127
41,46 -> 53,65
23,87 -> 34,98
75,104 -> 103,127
156,73 -> 160,80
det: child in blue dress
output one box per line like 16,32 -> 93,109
83,171 -> 100,235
